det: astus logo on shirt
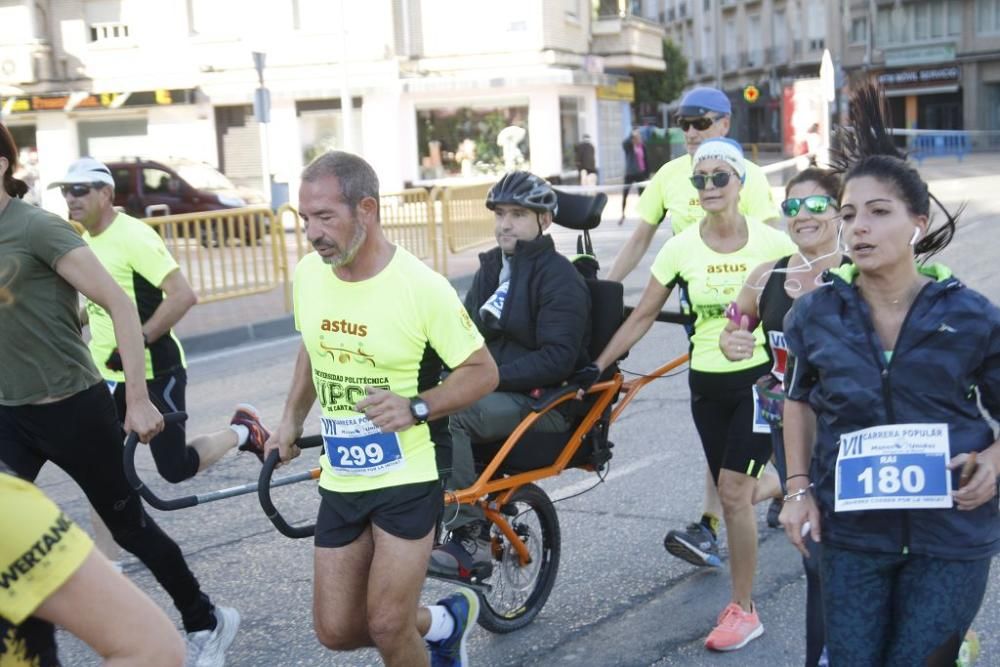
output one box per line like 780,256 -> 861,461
321,319 -> 368,336
706,263 -> 748,274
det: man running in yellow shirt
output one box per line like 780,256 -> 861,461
607,87 -> 781,569
265,151 -> 498,667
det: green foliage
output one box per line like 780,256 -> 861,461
633,39 -> 688,107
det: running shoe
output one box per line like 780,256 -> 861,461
663,522 -> 722,567
231,404 -> 270,463
186,605 -> 240,667
705,602 -> 763,651
767,497 -> 783,529
428,589 -> 480,667
428,522 -> 494,581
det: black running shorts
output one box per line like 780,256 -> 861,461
315,479 -> 442,548
689,364 -> 773,481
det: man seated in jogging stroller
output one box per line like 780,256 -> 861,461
430,171 -> 593,579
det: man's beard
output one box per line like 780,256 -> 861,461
319,219 -> 367,268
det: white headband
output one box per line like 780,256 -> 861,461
693,139 -> 746,181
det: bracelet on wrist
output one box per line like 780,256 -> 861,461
783,483 -> 814,503
785,473 -> 810,482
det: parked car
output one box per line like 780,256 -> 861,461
107,158 -> 268,246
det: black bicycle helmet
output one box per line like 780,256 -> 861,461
485,171 -> 558,216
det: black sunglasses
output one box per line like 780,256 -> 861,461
781,195 -> 836,217
690,171 -> 736,190
677,116 -> 718,132
60,183 -> 105,198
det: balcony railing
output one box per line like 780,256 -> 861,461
592,11 -> 667,71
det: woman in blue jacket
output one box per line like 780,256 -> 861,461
779,83 -> 1000,666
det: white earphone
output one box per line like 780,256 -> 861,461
909,227 -> 920,246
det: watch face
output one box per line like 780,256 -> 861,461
412,399 -> 430,419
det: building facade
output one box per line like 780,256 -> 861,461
0,0 -> 665,210
647,0 -> 998,151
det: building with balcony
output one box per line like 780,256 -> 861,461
0,0 -> 665,210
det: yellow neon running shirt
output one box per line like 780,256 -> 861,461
0,473 -> 93,667
651,219 -> 796,373
636,154 -> 779,235
294,247 -> 484,493
83,212 -> 186,382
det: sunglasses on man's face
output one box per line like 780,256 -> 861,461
60,183 -> 104,198
690,171 -> 735,190
677,116 -> 718,132
781,195 -> 836,217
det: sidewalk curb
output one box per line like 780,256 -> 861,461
180,272 -> 477,356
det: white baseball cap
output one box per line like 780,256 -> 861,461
48,157 -> 115,188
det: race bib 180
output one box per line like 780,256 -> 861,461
835,423 -> 952,512
321,416 -> 404,477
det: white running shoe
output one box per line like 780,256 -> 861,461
186,606 -> 240,667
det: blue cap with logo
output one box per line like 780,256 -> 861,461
677,87 -> 732,118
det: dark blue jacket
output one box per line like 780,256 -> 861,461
466,234 -> 591,393
784,263 -> 1000,560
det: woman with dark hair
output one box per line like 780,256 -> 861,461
0,123 -> 239,665
721,166 -> 847,667
779,84 -> 999,666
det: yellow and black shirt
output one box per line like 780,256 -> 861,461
83,212 -> 186,383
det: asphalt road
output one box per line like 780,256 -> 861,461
37,158 -> 1000,666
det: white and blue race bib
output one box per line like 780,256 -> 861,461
320,416 -> 404,477
835,423 -> 952,512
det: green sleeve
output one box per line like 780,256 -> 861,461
130,222 -> 179,288
25,210 -> 86,270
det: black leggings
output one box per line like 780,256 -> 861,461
689,365 -> 773,482
112,370 -> 199,483
0,383 -> 215,633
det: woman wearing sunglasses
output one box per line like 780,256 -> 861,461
720,167 -> 847,667
584,137 -> 796,651
780,83 -> 999,666
0,124 -> 239,664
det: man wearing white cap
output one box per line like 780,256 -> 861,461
607,88 -> 782,571
52,158 -> 271,480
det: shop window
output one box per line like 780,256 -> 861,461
560,97 -> 585,171
415,104 -> 530,179
296,97 -> 363,164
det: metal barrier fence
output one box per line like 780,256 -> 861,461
279,188 -> 438,271
434,182 -> 495,275
143,206 -> 290,307
135,156 -> 811,313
